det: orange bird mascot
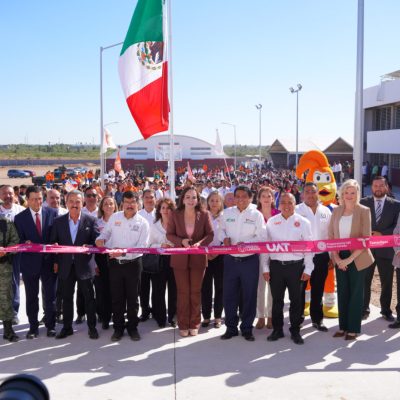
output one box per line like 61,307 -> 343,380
296,150 -> 339,318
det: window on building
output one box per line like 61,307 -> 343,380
374,107 -> 392,130
391,155 -> 400,169
395,106 -> 400,129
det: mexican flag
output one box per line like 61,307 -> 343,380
119,0 -> 169,139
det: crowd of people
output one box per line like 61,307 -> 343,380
0,164 -> 399,346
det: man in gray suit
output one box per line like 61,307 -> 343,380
361,176 -> 400,321
389,215 -> 400,328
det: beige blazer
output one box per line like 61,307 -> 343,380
328,203 -> 374,271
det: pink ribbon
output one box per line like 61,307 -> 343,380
1,235 -> 400,256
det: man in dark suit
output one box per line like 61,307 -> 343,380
14,186 -> 58,338
50,190 -> 100,339
361,176 -> 400,321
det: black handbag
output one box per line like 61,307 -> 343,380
142,253 -> 162,274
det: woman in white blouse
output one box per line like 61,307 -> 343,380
328,179 -> 374,340
201,191 -> 224,328
149,198 -> 177,327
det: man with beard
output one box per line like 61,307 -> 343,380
361,176 -> 400,321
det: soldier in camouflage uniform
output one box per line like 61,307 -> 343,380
0,216 -> 20,342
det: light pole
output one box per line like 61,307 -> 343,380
221,122 -> 237,171
100,41 -> 123,189
289,84 -> 302,166
255,104 -> 262,162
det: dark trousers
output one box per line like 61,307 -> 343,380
336,251 -> 366,334
23,266 -> 57,331
61,266 -> 97,330
201,255 -> 224,320
76,284 -> 85,317
223,254 -> 258,335
270,260 -> 304,334
56,277 -> 63,318
139,270 -> 152,316
109,258 -> 141,333
94,254 -> 112,324
301,252 -> 329,324
150,256 -> 177,325
395,268 -> 400,320
363,256 -> 394,316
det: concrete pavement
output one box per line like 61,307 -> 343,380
1,286 -> 400,400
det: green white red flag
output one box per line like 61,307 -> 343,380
119,0 -> 169,139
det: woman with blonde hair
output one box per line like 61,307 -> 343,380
328,179 -> 374,340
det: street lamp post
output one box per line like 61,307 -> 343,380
289,84 -> 302,167
255,104 -> 262,162
100,41 -> 123,189
221,122 -> 237,171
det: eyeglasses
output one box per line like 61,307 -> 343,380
85,194 -> 97,198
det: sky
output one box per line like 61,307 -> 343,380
1,0 -> 399,151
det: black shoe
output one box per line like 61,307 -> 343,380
267,330 -> 284,342
55,328 -> 74,339
47,329 -> 57,337
26,330 -> 39,339
220,330 -> 239,340
139,312 -> 151,322
201,320 -> 210,328
362,311 -> 370,320
382,313 -> 395,322
89,328 -> 99,339
312,322 -> 328,332
168,320 -> 177,328
75,315 -> 86,324
111,330 -> 123,342
102,321 -> 110,330
291,332 -> 304,345
242,332 -> 255,342
388,320 -> 400,329
158,322 -> 166,328
129,329 -> 141,341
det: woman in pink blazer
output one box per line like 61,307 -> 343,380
166,186 -> 214,337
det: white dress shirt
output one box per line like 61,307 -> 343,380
149,219 -> 173,248
295,203 -> 331,253
264,213 -> 314,275
0,203 -> 25,222
219,204 -> 266,257
209,212 -> 223,247
82,206 -> 98,218
97,211 -> 150,260
139,208 -> 156,226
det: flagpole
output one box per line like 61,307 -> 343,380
353,0 -> 364,185
100,41 -> 123,189
166,0 -> 176,200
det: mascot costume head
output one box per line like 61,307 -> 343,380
295,150 -> 337,206
295,149 -> 338,318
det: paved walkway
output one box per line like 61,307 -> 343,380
1,286 -> 400,400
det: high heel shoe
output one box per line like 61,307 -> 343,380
255,318 -> 265,329
189,329 -> 198,336
266,317 -> 273,329
333,330 -> 346,338
179,330 -> 189,337
345,333 -> 357,341
214,319 -> 222,328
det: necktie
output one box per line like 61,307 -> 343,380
35,213 -> 42,237
375,200 -> 382,223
